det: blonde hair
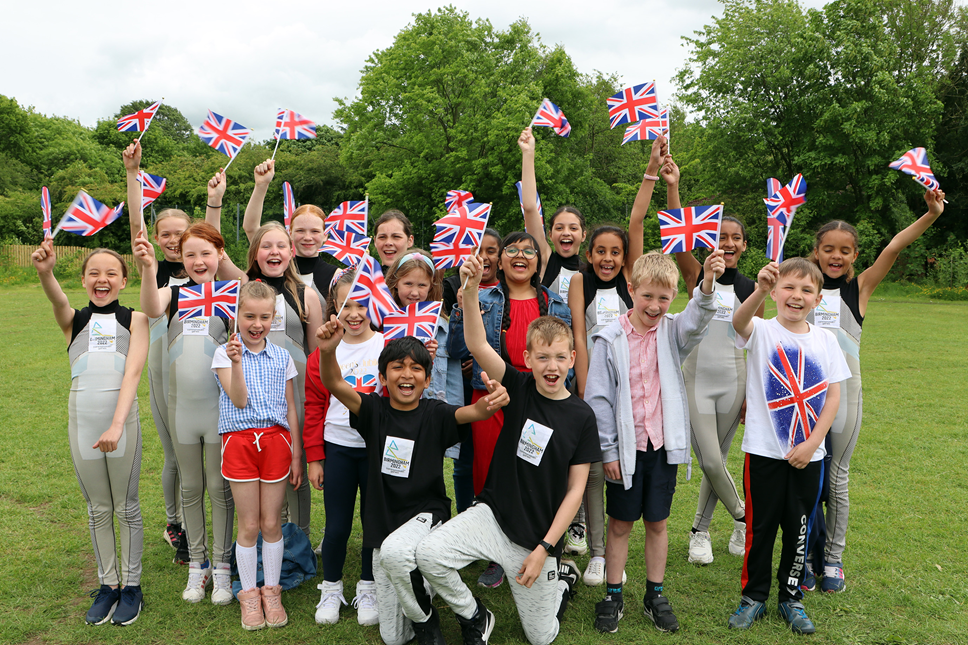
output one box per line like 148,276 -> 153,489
245,222 -> 306,322
81,248 -> 128,279
630,251 -> 679,292
153,209 -> 191,236
238,280 -> 277,310
526,316 -> 574,352
385,249 -> 442,307
778,257 -> 824,292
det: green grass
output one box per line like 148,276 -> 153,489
1,284 -> 966,645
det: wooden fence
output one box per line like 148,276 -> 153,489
3,245 -> 136,269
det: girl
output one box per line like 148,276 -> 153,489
242,160 -> 338,302
374,209 -> 415,272
519,127 -> 588,300
122,139 -> 227,561
136,222 -> 236,605
664,157 -> 763,566
212,281 -> 303,630
385,249 -> 442,361
246,222 -> 324,540
449,231 -> 571,587
305,270 -> 383,626
33,242 -> 148,626
808,188 -> 945,592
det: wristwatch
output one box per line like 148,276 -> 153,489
539,540 -> 554,554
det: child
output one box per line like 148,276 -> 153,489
212,281 -> 303,630
374,210 -> 415,272
807,188 -> 944,592
136,223 -> 236,604
417,253 -> 598,645
246,221 -> 323,540
728,258 -> 850,634
305,269 -> 384,626
33,242 -> 149,625
664,157 -> 763,565
448,231 -> 571,588
585,250 -> 722,635
315,317 -> 509,645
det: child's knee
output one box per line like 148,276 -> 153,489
643,519 -> 668,536
607,518 -> 634,539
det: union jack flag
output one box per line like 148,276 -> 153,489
321,229 -> 370,266
445,189 -> 473,213
532,99 -> 571,137
430,202 -> 491,270
763,174 -> 806,226
55,191 -> 121,237
117,100 -> 161,132
765,179 -> 787,262
283,181 -> 295,234
621,106 -> 669,145
138,171 -> 167,210
274,109 -> 317,140
657,205 -> 722,254
197,110 -> 252,159
177,280 -> 240,321
346,255 -> 399,327
382,301 -> 442,344
326,200 -> 367,236
514,181 -> 543,221
766,343 -> 829,451
607,82 -> 658,129
345,373 -> 379,394
889,147 -> 940,190
41,186 -> 52,239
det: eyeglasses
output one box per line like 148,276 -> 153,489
503,247 -> 537,259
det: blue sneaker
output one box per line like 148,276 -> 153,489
801,562 -> 817,592
821,562 -> 845,593
85,585 -> 120,625
111,586 -> 144,626
727,596 -> 765,630
477,561 -> 504,588
778,600 -> 816,634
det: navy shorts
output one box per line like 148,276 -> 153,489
606,445 -> 678,523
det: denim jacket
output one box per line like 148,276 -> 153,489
448,284 -> 572,390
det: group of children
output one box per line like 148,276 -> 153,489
33,129 -> 945,639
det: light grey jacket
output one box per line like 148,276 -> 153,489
586,287 -> 716,490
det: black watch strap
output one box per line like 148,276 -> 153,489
539,540 -> 554,554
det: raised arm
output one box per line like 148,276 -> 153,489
95,312 -> 149,452
122,140 -> 145,254
733,261 -> 776,341
314,315 -> 362,415
31,241 -> 74,339
454,370 -> 509,424
243,160 -> 274,243
458,254 -> 507,384
206,169 -> 227,230
567,273 -> 589,398
627,136 -> 667,274
134,230 -> 171,318
519,127 -> 552,273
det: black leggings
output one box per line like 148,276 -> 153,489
321,441 -> 373,582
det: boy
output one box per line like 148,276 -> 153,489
586,250 -> 724,634
728,258 -> 850,634
314,322 -> 509,645
415,254 -> 601,645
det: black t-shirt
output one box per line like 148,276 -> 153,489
351,394 -> 465,548
478,366 -> 602,550
156,259 -> 186,289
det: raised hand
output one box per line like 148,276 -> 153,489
122,140 -> 142,172
31,239 -> 57,274
314,314 -> 345,353
518,127 -> 535,154
756,261 -> 780,292
480,370 -> 509,410
254,160 -> 275,188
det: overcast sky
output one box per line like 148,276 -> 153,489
4,0 -> 827,141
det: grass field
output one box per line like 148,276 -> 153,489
1,283 -> 966,645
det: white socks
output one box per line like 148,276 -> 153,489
237,543 -> 258,591
263,537 -> 284,588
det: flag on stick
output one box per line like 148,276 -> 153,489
382,301 -> 442,344
530,99 -> 571,137
606,82 -> 658,129
621,106 -> 669,145
41,186 -> 52,239
430,202 -> 491,270
889,147 -> 941,191
177,280 -> 240,320
197,110 -> 251,171
445,190 -> 473,213
657,205 -> 723,254
514,181 -> 543,223
138,171 -> 167,210
326,200 -> 368,236
272,109 -> 316,159
118,100 -> 163,141
343,255 -> 399,327
52,191 -> 121,238
321,229 -> 370,266
283,181 -> 295,234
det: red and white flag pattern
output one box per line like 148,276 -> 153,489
382,301 -> 442,344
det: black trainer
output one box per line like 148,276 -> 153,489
111,586 -> 144,626
455,597 -> 494,645
164,522 -> 181,549
173,527 -> 190,565
85,585 -> 120,625
643,594 -> 680,633
412,606 -> 448,645
594,595 -> 624,633
558,559 -> 580,598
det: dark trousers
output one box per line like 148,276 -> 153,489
741,454 -> 822,603
321,441 -> 373,582
453,439 -> 475,514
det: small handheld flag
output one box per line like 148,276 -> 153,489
197,111 -> 252,171
382,301 -> 443,344
764,175 -> 806,262
53,191 -> 122,238
343,255 -> 399,327
621,106 -> 669,145
326,200 -> 368,236
272,109 -> 317,159
889,147 -> 941,192
283,181 -> 295,234
430,202 -> 491,270
445,190 -> 473,213
321,229 -> 371,266
607,82 -> 658,129
657,205 -> 723,254
41,186 -> 52,239
118,100 -> 163,141
138,171 -> 167,210
531,99 -> 571,137
177,280 -> 240,321
514,181 -> 543,222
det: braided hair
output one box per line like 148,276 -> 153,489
497,231 -> 547,361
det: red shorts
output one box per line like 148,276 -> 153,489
221,426 -> 293,483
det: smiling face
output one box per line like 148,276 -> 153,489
375,219 -> 414,267
524,337 -> 575,399
154,216 -> 188,262
500,241 -> 539,285
334,283 -> 374,342
82,253 -> 127,306
256,229 -> 293,277
719,221 -> 747,269
813,229 -> 858,279
771,272 -> 822,331
379,355 -> 430,410
291,213 -> 325,258
628,278 -> 676,331
180,236 -> 221,284
587,232 -> 625,282
478,234 -> 501,284
237,296 -> 275,350
550,211 -> 586,258
394,266 -> 432,307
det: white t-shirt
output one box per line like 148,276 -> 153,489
325,332 -> 385,448
737,317 -> 850,461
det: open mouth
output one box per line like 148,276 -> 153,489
827,262 -> 843,272
559,238 -> 574,253
644,310 -> 661,322
397,383 -> 415,396
482,261 -> 491,274
247,328 -> 264,341
598,264 -> 615,277
345,319 -> 365,332
511,260 -> 529,271
543,373 -> 560,387
94,286 -> 111,298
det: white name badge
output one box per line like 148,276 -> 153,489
88,319 -> 117,352
183,317 -> 210,336
713,291 -> 736,322
595,289 -> 620,327
517,418 -> 554,466
815,294 -> 841,329
271,295 -> 286,332
557,268 -> 577,305
381,436 -> 415,478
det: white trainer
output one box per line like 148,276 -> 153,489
211,562 -> 233,605
729,521 -> 747,557
182,561 -> 212,603
564,522 -> 588,555
353,580 -> 379,626
688,531 -> 714,565
315,579 -> 347,624
583,557 -> 606,586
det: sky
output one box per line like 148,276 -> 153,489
2,0 -> 826,142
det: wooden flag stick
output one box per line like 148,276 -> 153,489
137,98 -> 164,142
